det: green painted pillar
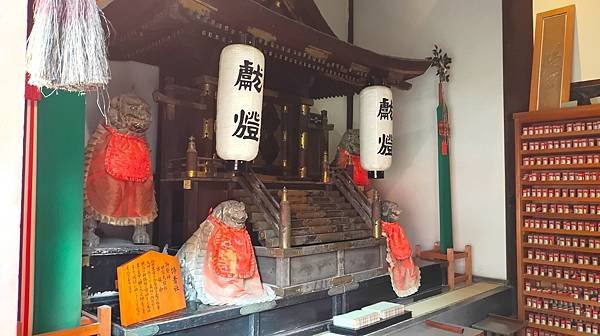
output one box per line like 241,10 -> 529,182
33,90 -> 85,333
437,83 -> 453,252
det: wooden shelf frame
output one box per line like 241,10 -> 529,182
528,321 -> 592,336
523,274 -> 600,290
515,106 -> 600,323
521,164 -> 600,171
522,197 -> 600,204
523,258 -> 600,272
521,212 -> 600,220
522,243 -> 600,254
522,180 -> 600,186
525,306 -> 599,325
522,146 -> 600,156
524,290 -> 600,308
523,227 -> 600,237
521,129 -> 600,141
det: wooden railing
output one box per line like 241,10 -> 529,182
238,168 -> 280,232
330,168 -> 372,226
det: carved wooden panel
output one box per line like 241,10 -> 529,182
529,5 -> 575,111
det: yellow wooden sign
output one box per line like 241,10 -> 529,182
117,250 -> 186,326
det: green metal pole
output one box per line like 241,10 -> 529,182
33,90 -> 85,333
437,82 -> 453,252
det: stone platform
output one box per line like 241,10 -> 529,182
84,259 -> 444,336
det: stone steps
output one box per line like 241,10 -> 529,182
246,202 -> 352,213
238,195 -> 346,206
271,190 -> 340,198
249,209 -> 358,222
263,229 -> 372,247
250,216 -> 364,231
289,202 -> 352,211
293,209 -> 357,219
233,189 -> 340,198
291,216 -> 364,227
258,222 -> 370,239
233,184 -> 369,247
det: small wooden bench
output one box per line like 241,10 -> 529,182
472,313 -> 527,336
33,305 -> 111,336
416,242 -> 472,290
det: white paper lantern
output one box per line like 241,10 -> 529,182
359,85 -> 393,179
216,44 -> 265,163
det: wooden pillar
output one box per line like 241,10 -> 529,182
447,248 -> 455,290
198,79 -> 216,160
371,189 -> 381,239
298,103 -> 310,178
502,0 -> 533,290
97,305 -> 112,336
321,109 -> 329,157
465,244 -> 473,285
279,187 -> 291,249
321,109 -> 330,183
186,136 -> 198,177
346,0 -> 354,130
281,104 -> 289,176
322,152 -> 330,183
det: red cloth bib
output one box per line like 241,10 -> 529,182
351,155 -> 369,186
382,221 -> 412,260
207,215 -> 256,279
339,149 -> 369,186
104,125 -> 151,182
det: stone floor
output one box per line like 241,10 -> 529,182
319,281 -> 511,336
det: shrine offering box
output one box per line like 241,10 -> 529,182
515,105 -> 600,336
82,239 -> 159,301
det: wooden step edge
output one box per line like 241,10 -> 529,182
292,224 -> 370,231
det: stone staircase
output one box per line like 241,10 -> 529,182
233,188 -> 372,247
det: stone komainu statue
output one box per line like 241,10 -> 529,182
177,200 -> 275,305
332,129 -> 369,186
381,201 -> 421,297
83,93 -> 157,249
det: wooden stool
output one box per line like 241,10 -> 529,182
472,313 -> 527,336
32,305 -> 111,336
416,242 -> 472,290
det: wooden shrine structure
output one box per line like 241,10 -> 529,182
89,1 -> 440,334
102,0 -> 430,246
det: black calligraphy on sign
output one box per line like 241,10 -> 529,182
377,134 -> 393,156
135,263 -> 143,314
234,60 -> 263,92
377,98 -> 393,120
232,109 -> 260,141
171,265 -> 180,292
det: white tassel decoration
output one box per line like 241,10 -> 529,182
26,0 -> 110,92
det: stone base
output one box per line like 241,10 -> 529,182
84,259 -> 444,335
255,238 -> 388,297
